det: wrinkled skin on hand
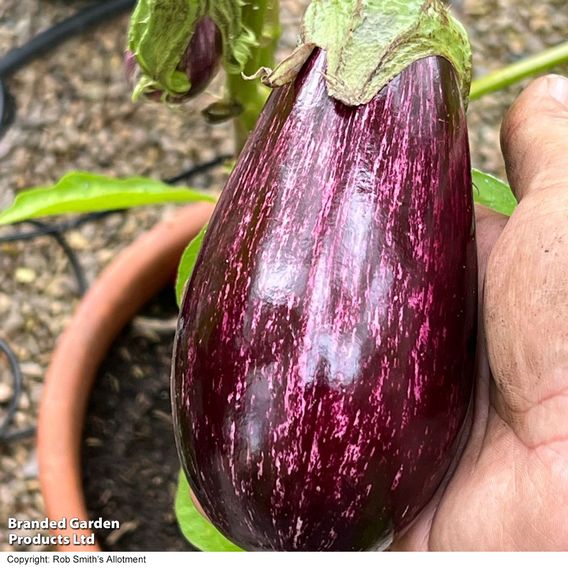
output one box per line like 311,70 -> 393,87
394,74 -> 568,551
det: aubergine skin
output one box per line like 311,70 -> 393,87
173,50 -> 477,551
180,16 -> 222,98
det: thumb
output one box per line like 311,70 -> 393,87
484,74 -> 568,449
500,74 -> 568,200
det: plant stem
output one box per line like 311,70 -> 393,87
229,0 -> 280,152
470,41 -> 568,101
259,0 -> 281,70
227,70 -> 268,152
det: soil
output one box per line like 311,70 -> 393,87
81,287 -> 193,551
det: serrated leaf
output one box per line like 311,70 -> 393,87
175,470 -> 243,552
472,168 -> 517,216
176,224 -> 207,307
0,172 -> 216,225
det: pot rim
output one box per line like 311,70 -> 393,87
37,203 -> 214,551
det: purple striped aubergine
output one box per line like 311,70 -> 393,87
172,49 -> 477,551
125,16 -> 222,102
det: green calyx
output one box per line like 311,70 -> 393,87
128,0 -> 258,100
263,0 -> 472,106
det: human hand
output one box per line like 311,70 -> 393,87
394,74 -> 568,551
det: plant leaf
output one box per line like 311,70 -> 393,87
128,0 -> 258,100
0,172 -> 216,225
299,0 -> 471,106
176,224 -> 207,307
175,470 -> 243,552
128,0 -> 202,98
472,168 -> 517,216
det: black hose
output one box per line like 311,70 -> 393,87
0,80 -> 16,136
0,0 -> 136,78
26,220 -> 90,295
0,211 -> 117,244
0,338 -> 26,442
163,154 -> 232,184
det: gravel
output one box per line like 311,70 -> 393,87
1,0 -> 567,552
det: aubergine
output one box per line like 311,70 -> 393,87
172,49 -> 477,551
125,16 -> 222,102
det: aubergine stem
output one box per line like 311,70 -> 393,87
470,41 -> 568,100
228,0 -> 278,153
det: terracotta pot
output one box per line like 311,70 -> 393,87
37,203 -> 214,551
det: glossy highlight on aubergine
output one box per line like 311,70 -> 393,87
172,49 -> 477,551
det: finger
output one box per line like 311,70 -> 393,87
500,74 -> 568,201
485,77 -> 568,448
475,204 -> 508,292
472,204 -> 508,415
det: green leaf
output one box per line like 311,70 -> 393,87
472,168 -> 517,216
296,0 -> 472,106
175,470 -> 243,552
128,0 -> 259,99
128,0 -> 202,98
0,172 -> 216,225
176,224 -> 207,307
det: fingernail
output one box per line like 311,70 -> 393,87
547,75 -> 568,106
